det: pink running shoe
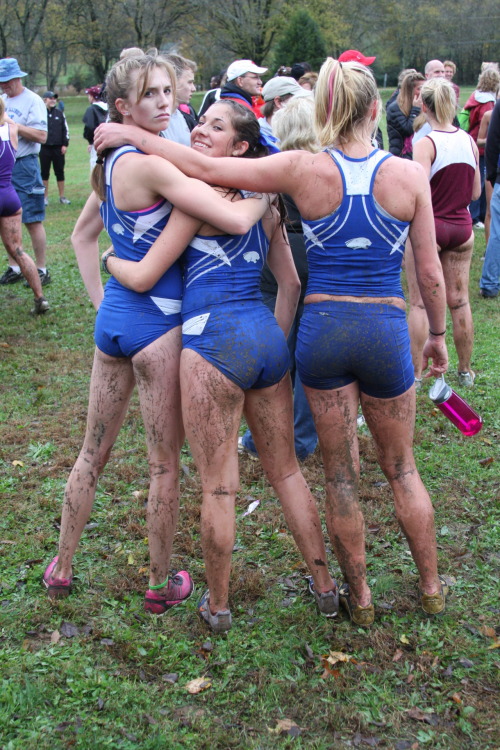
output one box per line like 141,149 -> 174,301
43,556 -> 73,599
144,571 -> 194,615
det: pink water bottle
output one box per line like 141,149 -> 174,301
429,376 -> 483,436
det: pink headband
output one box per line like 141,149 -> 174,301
327,61 -> 341,119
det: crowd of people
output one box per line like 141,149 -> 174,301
1,46 -> 497,633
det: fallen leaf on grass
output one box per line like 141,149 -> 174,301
60,622 -> 79,638
400,634 -> 410,645
12,460 -> 24,467
0,540 -> 16,544
392,649 -> 404,662
325,650 -> 353,665
127,554 -> 135,565
268,718 -> 301,737
185,677 -> 212,694
451,693 -> 462,705
407,707 -> 438,725
487,641 -> 500,650
478,457 -> 494,466
353,733 -> 381,746
162,673 -> 178,684
50,630 -> 61,644
479,625 -> 496,639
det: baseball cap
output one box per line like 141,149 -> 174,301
338,50 -> 376,66
0,58 -> 28,82
42,91 -> 58,99
226,60 -> 267,81
262,76 -> 312,102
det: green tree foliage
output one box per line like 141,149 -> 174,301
273,9 -> 328,70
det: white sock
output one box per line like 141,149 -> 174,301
10,265 -> 21,273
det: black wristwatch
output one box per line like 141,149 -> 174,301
102,251 -> 117,274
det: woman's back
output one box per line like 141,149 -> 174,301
301,148 -> 410,299
182,215 -> 269,313
426,128 -> 476,222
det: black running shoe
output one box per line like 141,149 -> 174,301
0,267 -> 22,284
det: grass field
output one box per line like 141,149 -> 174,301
0,95 -> 498,749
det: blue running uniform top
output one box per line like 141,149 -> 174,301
182,203 -> 270,316
301,148 -> 410,299
95,146 -> 183,359
100,145 -> 183,310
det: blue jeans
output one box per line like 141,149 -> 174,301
480,182 -> 500,296
241,293 -> 318,459
470,155 -> 486,224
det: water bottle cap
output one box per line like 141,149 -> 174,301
429,375 -> 452,404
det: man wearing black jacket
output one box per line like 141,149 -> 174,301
480,98 -> 500,297
39,92 -> 70,205
199,59 -> 267,118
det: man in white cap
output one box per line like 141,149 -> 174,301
217,59 -> 267,118
259,76 -> 312,140
0,57 -> 50,286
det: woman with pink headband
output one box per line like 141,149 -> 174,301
94,57 -> 450,626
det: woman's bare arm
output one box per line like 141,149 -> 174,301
94,122 -> 301,196
71,192 -> 105,310
103,209 -> 202,293
264,209 -> 300,337
408,168 -> 448,377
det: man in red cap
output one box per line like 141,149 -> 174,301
338,49 -> 376,65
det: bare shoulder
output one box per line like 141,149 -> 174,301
378,155 -> 427,190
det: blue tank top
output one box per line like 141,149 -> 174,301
302,148 -> 410,299
0,123 -> 16,189
100,145 -> 183,308
182,202 -> 269,315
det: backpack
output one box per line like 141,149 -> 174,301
457,107 -> 470,131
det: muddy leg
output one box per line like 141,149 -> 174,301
180,349 -> 244,613
245,374 -> 336,594
54,348 -> 135,579
132,328 -> 183,588
304,381 -> 372,607
361,387 -> 441,595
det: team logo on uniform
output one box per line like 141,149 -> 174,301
345,237 -> 372,249
243,251 -> 260,263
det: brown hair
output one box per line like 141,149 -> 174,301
477,67 -> 500,94
397,70 -> 425,116
91,50 -> 176,201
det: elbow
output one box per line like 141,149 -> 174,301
291,276 -> 301,302
233,217 -> 254,235
133,278 -> 153,294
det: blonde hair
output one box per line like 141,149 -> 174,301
91,50 -> 176,200
0,98 -> 4,124
420,78 -> 457,125
443,60 -> 456,75
477,67 -> 500,94
298,71 -> 318,90
273,97 -> 319,153
315,57 -> 381,148
397,70 -> 425,116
